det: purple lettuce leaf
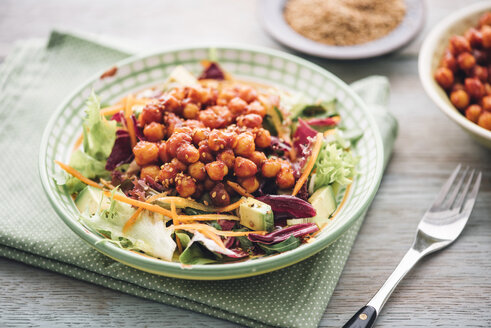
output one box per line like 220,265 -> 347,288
256,194 -> 316,219
105,130 -> 134,171
248,223 -> 318,245
293,118 -> 317,158
198,62 -> 226,80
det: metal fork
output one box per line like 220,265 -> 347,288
343,165 -> 482,328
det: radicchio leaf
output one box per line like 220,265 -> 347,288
198,62 -> 226,80
105,130 -> 134,171
256,194 -> 316,219
218,219 -> 236,231
293,118 -> 317,157
248,223 -> 318,245
191,231 -> 247,259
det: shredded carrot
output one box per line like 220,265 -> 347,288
54,161 -> 102,189
156,196 -> 213,212
122,193 -> 167,234
177,214 -> 240,222
100,104 -> 124,116
323,129 -> 336,137
226,181 -> 253,198
216,198 -> 244,212
329,183 -> 351,221
102,191 -> 173,218
124,95 -> 137,148
72,133 -> 84,151
292,132 -> 323,196
202,229 -> 226,249
175,224 -> 266,237
170,200 -> 183,253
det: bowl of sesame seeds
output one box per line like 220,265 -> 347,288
259,0 -> 425,59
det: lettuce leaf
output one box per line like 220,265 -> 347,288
313,136 -> 358,190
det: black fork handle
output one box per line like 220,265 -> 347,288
342,305 -> 377,328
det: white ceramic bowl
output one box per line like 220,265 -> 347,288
419,1 -> 491,149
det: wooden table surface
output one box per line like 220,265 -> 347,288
1,1 -> 490,327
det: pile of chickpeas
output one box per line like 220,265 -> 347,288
131,83 -> 296,206
434,12 -> 491,131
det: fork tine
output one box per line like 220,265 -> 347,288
452,169 -> 474,211
432,164 -> 462,208
460,171 -> 482,216
442,166 -> 469,210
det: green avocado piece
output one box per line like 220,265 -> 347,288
238,198 -> 274,232
307,185 -> 337,227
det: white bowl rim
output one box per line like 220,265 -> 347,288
419,1 -> 491,141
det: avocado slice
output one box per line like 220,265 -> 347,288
238,198 -> 274,232
307,185 -> 337,227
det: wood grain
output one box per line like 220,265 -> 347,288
0,0 -> 490,327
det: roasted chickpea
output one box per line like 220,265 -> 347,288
238,86 -> 258,103
465,28 -> 483,48
188,162 -> 206,181
239,176 -> 260,193
276,167 -> 295,189
172,126 -> 193,136
176,144 -> 200,164
449,35 -> 471,55
435,67 -> 454,89
166,132 -> 192,157
234,133 -> 255,157
246,101 -> 267,117
465,104 -> 483,123
209,183 -> 231,206
248,151 -> 267,168
234,157 -> 257,178
485,83 -> 491,95
216,88 -> 237,106
140,165 -> 160,181
261,158 -> 282,178
217,149 -> 236,169
158,163 -> 178,183
228,97 -> 248,116
236,114 -> 263,128
170,158 -> 187,172
143,122 -> 165,142
193,127 -> 210,145
168,87 -> 186,101
158,141 -> 170,163
481,25 -> 491,48
255,129 -> 272,148
204,178 -> 216,190
457,52 -> 476,70
140,103 -> 162,125
478,111 -> 491,129
440,51 -> 457,72
465,77 -> 485,99
205,161 -> 229,181
175,174 -> 197,198
450,90 -> 470,110
182,119 -> 205,130
482,95 -> 491,111
198,106 -> 232,129
208,130 -> 228,151
473,49 -> 488,65
198,141 -> 214,163
133,141 -> 159,166
472,65 -> 488,82
192,183 -> 205,199
479,12 -> 491,27
160,94 -> 181,114
187,87 -> 206,104
452,83 -> 465,92
182,103 -> 200,119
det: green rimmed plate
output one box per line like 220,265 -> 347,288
39,45 -> 384,280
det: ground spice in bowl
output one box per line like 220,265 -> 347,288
284,0 -> 406,46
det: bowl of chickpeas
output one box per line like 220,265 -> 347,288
419,1 -> 491,148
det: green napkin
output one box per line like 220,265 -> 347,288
0,31 -> 397,328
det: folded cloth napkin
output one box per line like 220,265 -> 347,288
0,31 -> 397,328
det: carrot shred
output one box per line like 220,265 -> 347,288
103,192 -> 173,218
216,198 -> 244,212
292,132 -> 323,196
122,193 -> 167,234
201,229 -> 226,249
54,161 -> 102,189
124,94 -> 137,148
72,133 -> 84,151
226,181 -> 253,198
100,104 -> 124,117
177,214 -> 240,222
